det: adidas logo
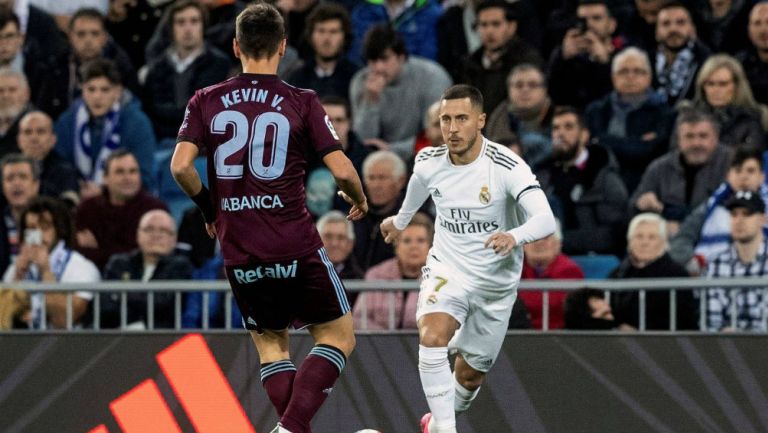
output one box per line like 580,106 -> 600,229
322,387 -> 334,395
433,188 -> 442,198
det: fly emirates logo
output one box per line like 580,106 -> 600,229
438,208 -> 499,234
221,194 -> 284,212
233,260 -> 298,284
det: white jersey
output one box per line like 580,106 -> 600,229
394,138 -> 542,293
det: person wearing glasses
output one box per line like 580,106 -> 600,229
585,47 -> 675,194
99,209 -> 193,329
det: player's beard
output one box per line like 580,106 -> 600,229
450,132 -> 479,157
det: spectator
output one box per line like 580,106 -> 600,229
99,209 -> 193,329
548,0 -> 624,109
353,212 -> 432,330
460,0 -> 542,114
283,0 -> 320,60
38,8 -> 139,117
585,47 -> 675,193
610,213 -> 697,330
625,0 -> 665,52
318,210 -> 365,305
176,204 -> 216,269
105,0 -> 169,69
74,149 -> 166,271
350,0 -> 442,63
142,0 -> 231,141
535,106 -> 628,255
520,219 -> 584,330
54,58 -> 156,197
670,146 -> 767,268
0,9 -> 48,108
353,150 -> 406,271
699,0 -> 751,54
0,153 -> 39,272
16,110 -> 78,204
2,196 -> 100,328
705,191 -> 768,331
652,2 -> 711,106
2,0 -> 69,66
413,101 -> 443,154
27,0 -> 108,31
485,63 -> 554,168
564,287 -> 632,330
287,3 -> 359,100
436,0 -> 482,81
630,109 -> 731,232
678,54 -> 766,149
736,2 -> 768,105
0,67 -> 30,158
349,25 -> 451,161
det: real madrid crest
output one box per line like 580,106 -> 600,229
479,186 -> 491,204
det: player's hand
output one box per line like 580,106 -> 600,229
484,232 -> 517,256
204,222 -> 217,239
380,216 -> 402,244
337,191 -> 368,220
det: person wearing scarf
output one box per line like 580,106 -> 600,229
2,196 -> 100,329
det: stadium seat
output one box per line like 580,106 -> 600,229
569,254 -> 620,279
154,148 -> 208,224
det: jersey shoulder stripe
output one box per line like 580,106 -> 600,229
484,143 -> 519,171
415,145 -> 448,162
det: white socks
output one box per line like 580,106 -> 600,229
418,345 -> 456,433
454,375 -> 480,413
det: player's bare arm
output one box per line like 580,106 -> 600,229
170,141 -> 216,238
323,150 -> 368,220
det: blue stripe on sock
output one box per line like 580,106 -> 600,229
310,346 -> 345,372
260,360 -> 296,382
318,247 -> 350,313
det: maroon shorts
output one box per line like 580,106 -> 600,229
225,247 -> 350,332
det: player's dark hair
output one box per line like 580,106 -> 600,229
104,148 -> 136,175
553,106 -> 586,129
320,94 -> 351,118
0,7 -> 20,32
730,146 -> 764,170
0,153 -> 40,181
19,197 -> 75,249
165,0 -> 209,38
441,84 -> 484,112
304,3 -> 352,54
564,288 -> 607,330
235,2 -> 285,60
475,0 -> 519,21
80,58 -> 122,85
69,8 -> 106,31
363,24 -> 407,61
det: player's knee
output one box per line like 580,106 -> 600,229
456,368 -> 484,390
419,326 -> 452,347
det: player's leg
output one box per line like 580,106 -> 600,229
453,354 -> 485,413
248,328 -> 296,417
418,312 -> 460,433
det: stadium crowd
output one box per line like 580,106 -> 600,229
0,0 -> 767,332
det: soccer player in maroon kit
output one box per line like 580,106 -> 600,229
170,4 -> 368,433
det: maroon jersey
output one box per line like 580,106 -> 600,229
177,73 -> 342,265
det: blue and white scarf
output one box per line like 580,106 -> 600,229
73,99 -> 121,184
655,42 -> 696,102
28,241 -> 73,328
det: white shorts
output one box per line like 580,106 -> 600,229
416,260 -> 517,373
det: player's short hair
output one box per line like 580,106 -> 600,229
405,212 -> 434,245
362,150 -> 406,180
69,8 -> 106,31
730,146 -> 764,170
674,107 -> 720,136
564,288 -> 607,329
304,3 -> 352,53
0,153 -> 40,181
441,84 -> 484,113
553,106 -> 586,129
507,63 -> 546,88
611,47 -> 651,75
80,58 -> 122,86
104,148 -> 136,175
235,2 -> 285,60
316,210 -> 355,241
626,212 -> 668,244
166,0 -> 209,36
363,24 -> 407,61
19,197 -> 75,249
0,8 -> 20,31
320,94 -> 350,118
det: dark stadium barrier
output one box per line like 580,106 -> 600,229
1,332 -> 767,433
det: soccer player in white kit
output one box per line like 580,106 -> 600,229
380,85 -> 555,433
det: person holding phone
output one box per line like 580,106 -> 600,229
2,197 -> 100,329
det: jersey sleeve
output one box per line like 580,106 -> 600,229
306,92 -> 343,158
504,155 -> 541,201
393,160 -> 430,230
176,91 -> 207,153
